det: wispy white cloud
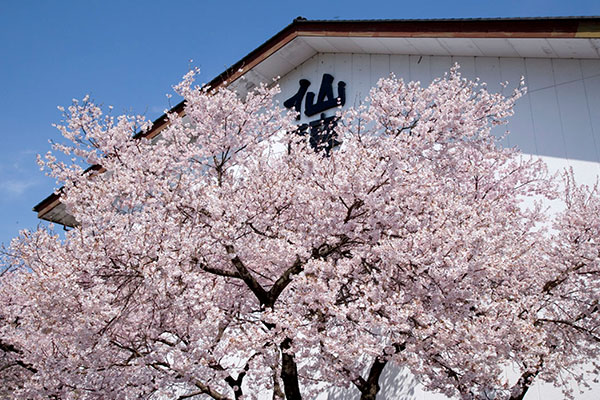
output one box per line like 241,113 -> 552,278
1,179 -> 38,197
0,149 -> 40,177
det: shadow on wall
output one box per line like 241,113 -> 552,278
325,364 -> 420,400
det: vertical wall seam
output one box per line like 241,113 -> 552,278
523,58 -> 541,157
550,58 -> 571,163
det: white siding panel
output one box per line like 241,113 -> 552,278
299,55 -> 321,121
527,344 -> 600,400
274,52 -> 600,162
300,54 -> 319,83
551,58 -> 582,86
525,58 -> 554,91
474,57 -> 509,145
556,79 -> 600,162
475,57 -> 502,93
316,53 -> 335,77
389,54 -> 411,81
592,39 -> 600,57
351,53 -> 371,103
276,60 -> 303,117
450,56 -> 474,80
409,55 -> 432,86
499,58 -> 527,90
333,53 -> 353,95
529,87 -> 567,159
429,56 -> 453,80
583,74 -> 600,164
370,54 -> 391,87
580,59 -> 600,78
277,55 -> 318,124
499,58 -> 537,153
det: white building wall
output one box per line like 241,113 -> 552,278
273,53 -> 600,399
276,53 -> 600,166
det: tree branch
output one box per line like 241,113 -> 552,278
178,390 -> 205,399
0,339 -> 22,355
0,339 -> 37,374
431,355 -> 471,397
353,343 -> 405,400
225,245 -> 269,305
542,262 -> 585,293
193,257 -> 242,279
536,318 -> 600,342
190,379 -> 232,400
266,256 -> 303,307
210,357 -> 252,400
508,359 -> 543,400
224,372 -> 245,400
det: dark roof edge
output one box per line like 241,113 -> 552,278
32,192 -> 59,213
32,165 -> 103,213
299,16 -> 600,22
288,16 -> 600,37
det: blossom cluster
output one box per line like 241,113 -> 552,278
1,68 -> 599,400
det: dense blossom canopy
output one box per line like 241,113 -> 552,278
2,68 -> 600,400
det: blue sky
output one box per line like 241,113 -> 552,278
0,0 -> 598,246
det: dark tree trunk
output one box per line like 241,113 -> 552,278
354,358 -> 387,400
225,371 -> 245,400
280,338 -> 302,400
508,369 -> 537,400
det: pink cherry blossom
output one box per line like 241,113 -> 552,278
2,67 -> 599,400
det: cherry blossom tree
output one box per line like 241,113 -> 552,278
0,267 -> 37,398
1,67 -> 600,400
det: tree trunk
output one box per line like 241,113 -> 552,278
354,358 -> 387,400
508,369 -> 538,400
280,338 -> 302,400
